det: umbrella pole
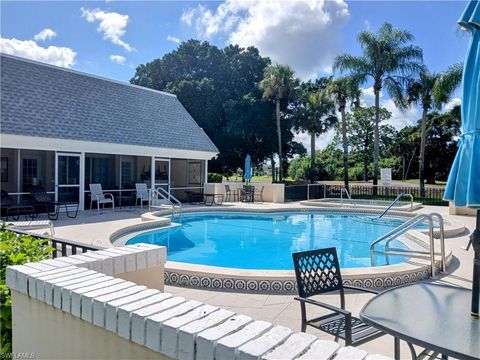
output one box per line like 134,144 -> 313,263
472,210 -> 480,319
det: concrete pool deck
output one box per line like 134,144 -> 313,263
26,202 -> 477,358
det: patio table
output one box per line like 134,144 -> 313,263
360,282 -> 480,360
48,202 -> 79,220
6,205 -> 36,221
203,193 -> 224,206
184,191 -> 204,204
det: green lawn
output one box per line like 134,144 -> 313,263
224,176 -> 446,188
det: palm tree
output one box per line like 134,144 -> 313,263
260,64 -> 298,182
334,22 -> 423,189
327,76 -> 361,189
292,89 -> 337,183
407,64 -> 462,196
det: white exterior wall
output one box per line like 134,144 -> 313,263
6,244 -> 385,360
204,182 -> 285,203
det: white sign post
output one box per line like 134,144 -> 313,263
381,168 -> 392,187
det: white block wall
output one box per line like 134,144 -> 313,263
6,243 -> 387,360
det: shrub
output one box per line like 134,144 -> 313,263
0,228 -> 53,353
207,173 -> 223,183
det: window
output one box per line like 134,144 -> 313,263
22,158 -> 38,191
121,160 -> 133,188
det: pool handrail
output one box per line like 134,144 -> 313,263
370,213 -> 446,277
340,187 -> 352,207
149,187 -> 182,217
378,193 -> 414,219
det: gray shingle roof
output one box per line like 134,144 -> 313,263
0,54 -> 218,154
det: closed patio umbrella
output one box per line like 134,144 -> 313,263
443,0 -> 480,319
244,155 -> 253,184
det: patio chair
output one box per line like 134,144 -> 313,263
254,186 -> 264,202
292,247 -> 385,346
225,185 -> 238,202
135,183 -> 149,209
89,184 -> 114,214
240,185 -> 254,202
5,220 -> 55,236
29,185 -> 55,215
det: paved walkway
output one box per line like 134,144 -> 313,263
48,202 -> 476,358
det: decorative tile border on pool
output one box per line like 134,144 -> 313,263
164,263 -> 440,294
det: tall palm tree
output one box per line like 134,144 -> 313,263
260,64 -> 297,182
334,22 -> 423,189
407,64 -> 462,196
327,76 -> 361,189
292,89 -> 337,183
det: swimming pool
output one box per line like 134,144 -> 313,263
126,211 -> 409,270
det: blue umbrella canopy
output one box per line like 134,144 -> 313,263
444,0 -> 480,319
444,0 -> 480,208
244,155 -> 252,181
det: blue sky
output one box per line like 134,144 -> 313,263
0,0 -> 469,148
1,1 -> 469,81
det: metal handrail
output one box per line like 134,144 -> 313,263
370,213 -> 446,277
340,187 -> 352,207
148,187 -> 182,217
378,193 -> 414,219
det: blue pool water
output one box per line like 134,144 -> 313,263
126,212 -> 410,270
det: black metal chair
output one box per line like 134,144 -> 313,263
240,185 -> 254,202
254,186 -> 264,202
224,185 -> 238,202
292,247 -> 385,346
29,185 -> 55,216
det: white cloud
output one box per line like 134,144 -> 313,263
181,0 -> 350,80
33,28 -> 57,42
0,37 -> 76,68
363,19 -> 371,31
81,8 -> 133,52
360,87 -> 420,129
445,97 -> 461,110
109,54 -> 126,65
294,129 -> 336,154
166,35 -> 181,44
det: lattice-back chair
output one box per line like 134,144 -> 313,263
292,247 -> 385,346
224,184 -> 238,202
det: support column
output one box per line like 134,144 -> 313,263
205,160 -> 208,185
150,156 -> 155,190
79,152 -> 85,211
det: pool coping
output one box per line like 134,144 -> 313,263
300,198 -> 423,212
110,206 -> 462,293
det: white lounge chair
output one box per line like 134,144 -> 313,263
135,183 -> 149,209
89,184 -> 115,214
4,220 -> 55,236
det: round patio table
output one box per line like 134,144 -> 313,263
360,282 -> 480,360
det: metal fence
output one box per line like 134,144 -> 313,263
285,183 -> 448,206
8,228 -> 104,258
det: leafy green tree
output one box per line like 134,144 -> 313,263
131,40 -> 301,175
292,84 -> 337,183
1,229 -> 53,353
390,126 -> 420,181
327,76 -> 361,189
407,65 -> 462,195
334,22 -> 423,188
347,107 -> 393,181
259,64 -> 299,182
423,106 -> 461,183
